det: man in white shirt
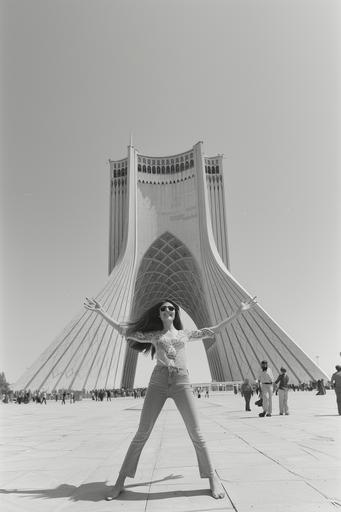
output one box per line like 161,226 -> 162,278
257,360 -> 274,417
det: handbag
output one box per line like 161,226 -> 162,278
255,397 -> 263,407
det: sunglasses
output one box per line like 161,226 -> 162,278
160,305 -> 175,312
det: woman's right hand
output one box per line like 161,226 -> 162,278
84,297 -> 103,313
237,296 -> 257,313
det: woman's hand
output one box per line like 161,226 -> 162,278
84,297 -> 103,313
237,296 -> 257,313
84,299 -> 123,332
210,296 -> 258,334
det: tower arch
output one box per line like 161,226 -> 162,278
120,231 -> 221,387
133,231 -> 210,323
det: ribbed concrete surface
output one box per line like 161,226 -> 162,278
0,390 -> 340,511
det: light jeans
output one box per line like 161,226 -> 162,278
261,383 -> 273,414
118,365 -> 214,478
278,388 -> 289,414
334,388 -> 341,415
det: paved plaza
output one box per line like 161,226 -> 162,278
0,390 -> 340,512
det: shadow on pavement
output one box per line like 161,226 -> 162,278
0,473 -> 211,502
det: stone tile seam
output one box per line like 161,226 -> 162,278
215,469 -> 238,512
144,408 -> 169,512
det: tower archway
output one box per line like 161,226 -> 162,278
121,232 -> 221,387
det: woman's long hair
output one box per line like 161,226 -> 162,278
126,299 -> 183,358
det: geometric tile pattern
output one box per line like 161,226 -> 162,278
133,231 -> 210,325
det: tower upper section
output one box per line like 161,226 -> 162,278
108,143 -> 229,273
109,147 -> 223,181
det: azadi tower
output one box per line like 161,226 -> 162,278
15,141 -> 327,391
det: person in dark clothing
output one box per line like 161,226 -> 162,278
331,365 -> 341,415
316,379 -> 326,395
274,367 -> 289,415
240,378 -> 253,411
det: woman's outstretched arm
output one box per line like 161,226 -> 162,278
209,296 -> 257,334
84,297 -> 126,335
187,297 -> 258,340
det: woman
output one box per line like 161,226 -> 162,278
84,296 -> 257,500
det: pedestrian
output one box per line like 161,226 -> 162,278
274,367 -> 289,415
240,378 -> 253,411
316,379 -> 326,395
257,360 -> 274,417
84,295 -> 257,500
331,365 -> 341,415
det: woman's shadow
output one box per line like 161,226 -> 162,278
0,474 -> 211,502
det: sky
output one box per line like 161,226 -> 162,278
1,0 -> 340,387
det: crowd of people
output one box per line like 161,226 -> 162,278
2,376 -> 335,407
2,387 -> 149,404
89,387 -> 148,401
3,389 -> 78,404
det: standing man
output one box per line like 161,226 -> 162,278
275,367 -> 289,415
331,365 -> 341,415
257,360 -> 274,417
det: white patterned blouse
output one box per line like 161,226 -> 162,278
127,328 -> 215,369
